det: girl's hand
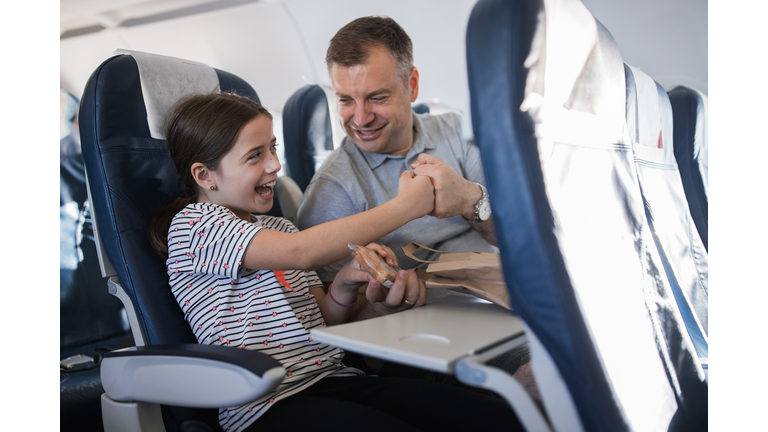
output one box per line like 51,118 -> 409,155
333,243 -> 398,294
411,153 -> 481,219
396,169 -> 435,219
365,243 -> 398,269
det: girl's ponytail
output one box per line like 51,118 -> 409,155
148,196 -> 195,261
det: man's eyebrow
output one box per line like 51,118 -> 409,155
336,88 -> 390,99
367,89 -> 389,97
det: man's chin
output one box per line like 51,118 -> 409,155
354,134 -> 392,152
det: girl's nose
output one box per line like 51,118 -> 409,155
266,155 -> 281,173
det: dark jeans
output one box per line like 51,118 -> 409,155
367,343 -> 531,397
250,375 -> 523,431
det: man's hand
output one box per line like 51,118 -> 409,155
411,153 -> 497,246
351,269 -> 428,321
366,268 -> 427,309
411,153 -> 481,220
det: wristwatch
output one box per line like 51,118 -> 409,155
462,182 -> 491,224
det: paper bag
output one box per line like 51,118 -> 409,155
402,242 -> 511,310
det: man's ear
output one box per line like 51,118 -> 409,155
409,67 -> 420,102
190,162 -> 215,191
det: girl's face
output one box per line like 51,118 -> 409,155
206,115 -> 281,219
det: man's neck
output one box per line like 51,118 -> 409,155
388,123 -> 417,157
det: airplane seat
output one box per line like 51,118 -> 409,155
79,50 -> 287,432
60,88 -> 133,432
282,84 -> 334,192
625,66 -> 709,368
667,86 -> 708,251
466,0 -> 705,430
282,83 -> 431,192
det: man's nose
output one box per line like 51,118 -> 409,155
351,103 -> 374,127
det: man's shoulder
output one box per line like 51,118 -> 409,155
415,111 -> 466,151
416,110 -> 464,132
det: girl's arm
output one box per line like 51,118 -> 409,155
243,170 -> 434,271
310,244 -> 427,326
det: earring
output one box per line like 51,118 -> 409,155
210,186 -> 215,191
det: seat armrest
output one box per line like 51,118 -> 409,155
101,344 -> 285,408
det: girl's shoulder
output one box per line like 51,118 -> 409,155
174,203 -> 233,217
253,215 -> 300,234
170,203 -> 240,227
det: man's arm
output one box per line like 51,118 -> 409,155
411,154 -> 497,246
465,205 -> 497,246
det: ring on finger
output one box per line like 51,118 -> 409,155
402,299 -> 415,306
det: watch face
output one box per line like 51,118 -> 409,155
478,200 -> 492,221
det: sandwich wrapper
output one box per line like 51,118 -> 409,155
402,242 -> 511,311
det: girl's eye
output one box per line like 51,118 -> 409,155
248,152 -> 260,160
271,143 -> 280,153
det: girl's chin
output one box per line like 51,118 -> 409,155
253,197 -> 274,213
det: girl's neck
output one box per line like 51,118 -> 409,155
195,195 -> 252,221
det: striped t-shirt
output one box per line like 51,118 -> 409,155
167,203 -> 363,432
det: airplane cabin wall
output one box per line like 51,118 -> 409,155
582,0 -> 707,95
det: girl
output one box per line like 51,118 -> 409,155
149,92 -> 521,432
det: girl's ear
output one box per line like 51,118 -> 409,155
191,162 -> 215,191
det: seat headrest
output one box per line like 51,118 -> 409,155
668,85 -> 708,195
692,89 -> 708,169
521,0 -> 627,146
675,87 -> 708,183
113,49 -> 221,139
625,64 -> 675,165
317,84 -> 348,150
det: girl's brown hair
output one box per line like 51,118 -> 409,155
148,92 -> 272,260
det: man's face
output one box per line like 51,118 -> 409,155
330,46 -> 419,156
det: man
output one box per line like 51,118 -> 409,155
297,15 -> 536,399
297,16 -> 496,298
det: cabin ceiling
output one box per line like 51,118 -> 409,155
60,0 -> 706,128
60,0 -> 269,39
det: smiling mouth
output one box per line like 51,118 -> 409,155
352,125 -> 384,139
255,180 -> 276,197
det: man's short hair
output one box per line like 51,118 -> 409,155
326,16 -> 414,85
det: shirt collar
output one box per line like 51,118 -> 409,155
357,112 -> 436,169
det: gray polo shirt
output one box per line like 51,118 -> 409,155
297,111 -> 496,282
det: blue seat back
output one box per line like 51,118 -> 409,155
282,84 -> 334,192
668,86 -> 708,251
625,66 -> 709,359
79,52 -> 276,347
466,0 -> 705,430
